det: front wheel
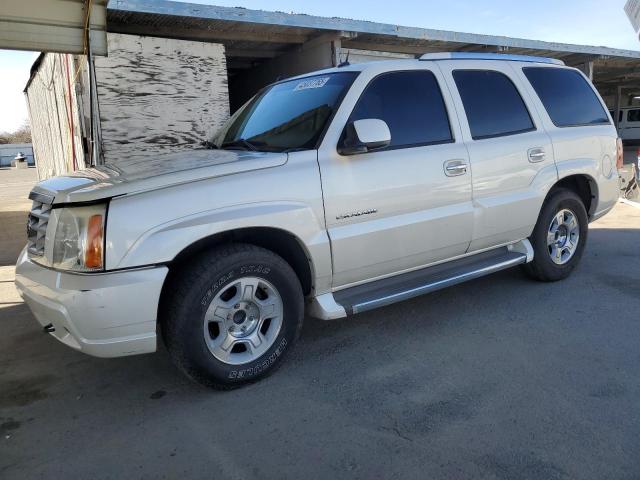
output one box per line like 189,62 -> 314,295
523,188 -> 589,282
161,244 -> 304,389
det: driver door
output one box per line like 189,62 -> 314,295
318,67 -> 473,288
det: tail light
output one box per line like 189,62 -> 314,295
616,138 -> 624,170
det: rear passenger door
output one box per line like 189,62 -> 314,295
438,61 -> 555,252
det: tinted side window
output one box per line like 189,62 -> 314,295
453,70 -> 534,140
523,67 -> 609,127
349,70 -> 452,149
628,109 -> 640,122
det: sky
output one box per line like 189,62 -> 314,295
0,0 -> 638,133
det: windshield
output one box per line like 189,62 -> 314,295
211,72 -> 358,152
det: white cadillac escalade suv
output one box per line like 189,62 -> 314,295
16,53 -> 621,388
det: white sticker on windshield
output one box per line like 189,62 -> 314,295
293,77 -> 330,91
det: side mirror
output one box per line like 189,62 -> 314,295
339,118 -> 391,155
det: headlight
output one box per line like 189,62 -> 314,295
51,204 -> 106,272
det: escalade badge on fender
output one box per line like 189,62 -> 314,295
336,209 -> 378,220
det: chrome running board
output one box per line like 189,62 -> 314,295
334,246 -> 529,315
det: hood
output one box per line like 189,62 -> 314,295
31,149 -> 288,204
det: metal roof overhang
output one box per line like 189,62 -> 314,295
106,0 -> 640,98
0,0 -> 107,55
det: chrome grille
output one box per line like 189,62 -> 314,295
27,197 -> 53,258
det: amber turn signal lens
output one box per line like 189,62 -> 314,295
85,214 -> 104,269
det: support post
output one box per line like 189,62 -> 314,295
583,61 -> 594,81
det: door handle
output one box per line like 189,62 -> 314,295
444,159 -> 468,177
528,147 -> 546,163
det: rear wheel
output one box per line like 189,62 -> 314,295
523,188 -> 588,282
161,244 -> 304,389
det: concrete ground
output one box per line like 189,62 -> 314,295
0,167 -> 37,267
1,167 -> 640,479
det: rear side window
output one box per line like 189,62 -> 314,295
628,109 -> 640,122
349,70 -> 452,149
523,67 -> 609,127
453,70 -> 535,140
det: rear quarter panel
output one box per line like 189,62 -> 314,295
512,65 -> 619,219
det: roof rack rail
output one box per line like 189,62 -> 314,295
419,52 -> 565,66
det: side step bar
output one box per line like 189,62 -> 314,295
334,246 -> 530,315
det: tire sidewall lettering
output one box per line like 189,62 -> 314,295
228,337 -> 288,379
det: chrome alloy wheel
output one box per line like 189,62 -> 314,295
203,277 -> 283,365
547,209 -> 580,265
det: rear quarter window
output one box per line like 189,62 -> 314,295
523,67 -> 609,127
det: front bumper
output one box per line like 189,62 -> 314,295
15,248 -> 168,358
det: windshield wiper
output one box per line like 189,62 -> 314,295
221,138 -> 260,151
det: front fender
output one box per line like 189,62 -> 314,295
105,150 -> 332,292
108,201 -> 331,289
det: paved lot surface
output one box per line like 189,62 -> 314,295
1,167 -> 640,479
0,168 -> 37,267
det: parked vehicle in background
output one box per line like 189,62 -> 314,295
16,53 -> 620,389
611,107 -> 640,146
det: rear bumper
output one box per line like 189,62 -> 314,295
15,248 -> 168,358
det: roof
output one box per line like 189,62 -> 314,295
23,53 -> 44,93
0,0 -> 108,55
287,54 -> 574,82
418,52 -> 565,65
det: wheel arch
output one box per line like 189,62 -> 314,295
550,173 -> 599,218
159,227 -> 315,309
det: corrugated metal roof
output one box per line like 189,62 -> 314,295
1,0 -> 108,54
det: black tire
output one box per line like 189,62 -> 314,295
522,188 -> 589,282
160,243 -> 304,389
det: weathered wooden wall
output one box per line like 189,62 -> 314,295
25,53 -> 86,179
94,33 -> 229,163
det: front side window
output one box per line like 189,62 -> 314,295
212,72 -> 357,152
523,67 -> 609,127
348,70 -> 453,149
453,70 -> 535,140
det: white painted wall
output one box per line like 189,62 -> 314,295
25,53 -> 86,179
